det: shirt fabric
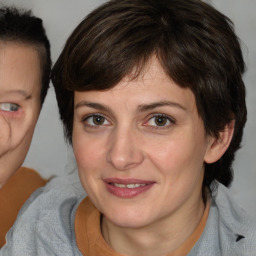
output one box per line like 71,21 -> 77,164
0,167 -> 47,247
1,180 -> 256,256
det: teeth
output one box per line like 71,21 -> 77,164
112,183 -> 147,188
113,183 -> 126,188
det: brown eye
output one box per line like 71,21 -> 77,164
93,115 -> 105,125
145,114 -> 174,128
84,114 -> 110,127
154,116 -> 168,126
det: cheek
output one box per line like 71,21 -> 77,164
73,133 -> 105,172
12,112 -> 38,142
13,125 -> 36,160
72,136 -> 105,197
147,132 -> 206,179
4,111 -> 38,153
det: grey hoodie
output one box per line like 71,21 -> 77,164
1,176 -> 256,256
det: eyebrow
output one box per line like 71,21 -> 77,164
75,101 -> 114,114
3,90 -> 31,100
75,100 -> 186,113
137,101 -> 187,112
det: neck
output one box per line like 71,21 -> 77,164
101,194 -> 205,256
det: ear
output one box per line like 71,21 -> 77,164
204,120 -> 235,164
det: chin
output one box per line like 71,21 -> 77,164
104,207 -> 155,229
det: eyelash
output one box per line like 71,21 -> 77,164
82,113 -> 175,130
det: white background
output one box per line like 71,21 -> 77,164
1,0 -> 255,218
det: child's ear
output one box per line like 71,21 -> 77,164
204,120 -> 235,164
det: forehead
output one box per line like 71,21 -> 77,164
74,57 -> 197,112
0,40 -> 40,65
0,41 -> 41,94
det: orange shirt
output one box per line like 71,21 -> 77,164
0,167 -> 47,247
75,197 -> 210,256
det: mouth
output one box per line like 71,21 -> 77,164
110,183 -> 148,188
104,178 -> 155,198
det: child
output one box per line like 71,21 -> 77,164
0,6 -> 51,246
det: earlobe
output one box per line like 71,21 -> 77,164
204,120 -> 235,164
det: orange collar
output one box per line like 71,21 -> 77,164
75,197 -> 210,256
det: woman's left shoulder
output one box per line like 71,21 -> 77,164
213,182 -> 256,255
189,182 -> 256,256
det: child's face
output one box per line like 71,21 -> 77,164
72,56 -> 218,229
0,42 -> 41,187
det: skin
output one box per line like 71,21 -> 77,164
0,41 -> 41,188
73,57 -> 233,255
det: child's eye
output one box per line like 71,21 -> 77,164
145,115 -> 174,128
0,103 -> 20,112
84,114 -> 110,126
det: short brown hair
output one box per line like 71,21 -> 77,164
52,0 -> 246,188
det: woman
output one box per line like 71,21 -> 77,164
0,6 -> 51,246
2,0 -> 256,255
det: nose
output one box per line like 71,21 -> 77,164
106,127 -> 144,171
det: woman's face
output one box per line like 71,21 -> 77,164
0,42 -> 41,187
73,57 -> 214,229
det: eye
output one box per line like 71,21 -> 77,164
146,114 -> 174,127
0,103 -> 20,112
84,114 -> 110,127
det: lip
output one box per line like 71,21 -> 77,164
103,178 -> 155,199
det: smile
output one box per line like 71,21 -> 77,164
111,183 -> 147,188
104,178 -> 155,198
